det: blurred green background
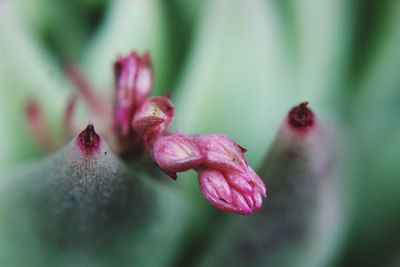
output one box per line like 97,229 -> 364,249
0,0 -> 399,266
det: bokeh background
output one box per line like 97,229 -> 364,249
0,0 -> 399,266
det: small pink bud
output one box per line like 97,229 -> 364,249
114,52 -> 153,136
198,168 -> 236,212
132,96 -> 174,144
198,167 -> 266,214
192,134 -> 248,173
226,168 -> 266,211
153,134 -> 204,176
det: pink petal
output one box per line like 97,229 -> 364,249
248,167 -> 267,197
198,168 -> 235,210
154,134 -> 204,173
225,168 -> 266,212
132,116 -> 165,136
192,134 -> 248,173
243,193 -> 254,209
225,171 -> 253,193
231,189 -> 252,214
135,53 -> 153,106
253,189 -> 263,210
132,96 -> 174,140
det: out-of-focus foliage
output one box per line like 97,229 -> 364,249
0,0 -> 399,266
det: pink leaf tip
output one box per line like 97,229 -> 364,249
153,134 -> 204,177
287,101 -> 315,132
76,124 -> 101,154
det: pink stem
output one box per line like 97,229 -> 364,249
65,64 -> 104,115
63,94 -> 78,138
25,99 -> 56,152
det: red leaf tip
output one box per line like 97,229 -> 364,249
76,124 -> 101,154
287,101 -> 315,131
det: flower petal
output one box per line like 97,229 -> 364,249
154,134 -> 204,173
193,134 -> 248,172
132,96 -> 174,142
114,52 -> 153,136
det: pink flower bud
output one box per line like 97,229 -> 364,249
198,167 -> 266,214
114,52 -> 153,136
198,168 -> 235,212
153,134 -> 204,176
132,96 -> 174,144
226,167 -> 266,206
192,134 -> 248,173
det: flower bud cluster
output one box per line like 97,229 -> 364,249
110,52 -> 175,158
26,51 -> 266,215
113,52 -> 266,214
153,133 -> 266,214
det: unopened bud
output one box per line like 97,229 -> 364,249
132,96 -> 174,145
192,134 -> 248,173
198,167 -> 266,215
153,133 -> 204,176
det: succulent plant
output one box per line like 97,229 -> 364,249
1,0 -> 400,267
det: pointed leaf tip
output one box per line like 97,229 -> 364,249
287,101 -> 315,132
76,124 -> 101,154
